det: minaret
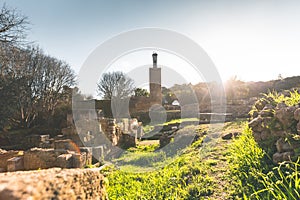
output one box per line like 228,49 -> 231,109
149,52 -> 162,105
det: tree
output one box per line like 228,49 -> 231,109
0,45 -> 76,129
134,88 -> 149,97
97,71 -> 135,100
0,5 -> 76,130
0,4 -> 29,44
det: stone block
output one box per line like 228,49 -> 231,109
0,150 -> 19,170
0,168 -> 107,199
24,148 -> 57,170
72,152 -> 86,168
7,156 -> 24,172
56,154 -> 73,168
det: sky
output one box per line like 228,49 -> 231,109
2,0 -> 300,85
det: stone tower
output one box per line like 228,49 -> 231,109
149,53 -> 162,105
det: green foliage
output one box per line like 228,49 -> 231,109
286,89 -> 300,106
228,124 -> 300,199
106,152 -> 214,200
262,90 -> 285,105
263,89 -> 300,106
228,125 -> 267,197
105,127 -> 217,199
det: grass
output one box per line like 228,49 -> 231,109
103,122 -> 244,199
102,119 -> 300,199
228,124 -> 300,199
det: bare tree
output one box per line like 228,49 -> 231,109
97,71 -> 135,100
0,45 -> 76,128
0,4 -> 29,44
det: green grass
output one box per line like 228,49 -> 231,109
103,119 -> 300,199
103,122 -> 243,199
103,124 -> 218,199
105,150 -> 215,199
228,124 -> 300,199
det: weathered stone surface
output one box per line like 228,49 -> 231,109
0,151 -> 20,170
56,154 -> 73,168
275,105 -> 297,128
7,157 -> 24,172
72,153 -> 86,168
24,148 -> 57,170
0,168 -> 107,200
294,108 -> 300,121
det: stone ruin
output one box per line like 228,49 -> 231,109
0,139 -> 91,172
249,96 -> 300,163
0,115 -> 143,173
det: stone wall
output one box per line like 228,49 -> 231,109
0,168 -> 107,200
0,139 -> 91,172
249,95 -> 300,163
0,150 -> 21,172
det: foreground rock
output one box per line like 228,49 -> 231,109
0,168 -> 107,200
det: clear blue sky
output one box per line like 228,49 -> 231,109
2,0 -> 300,82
